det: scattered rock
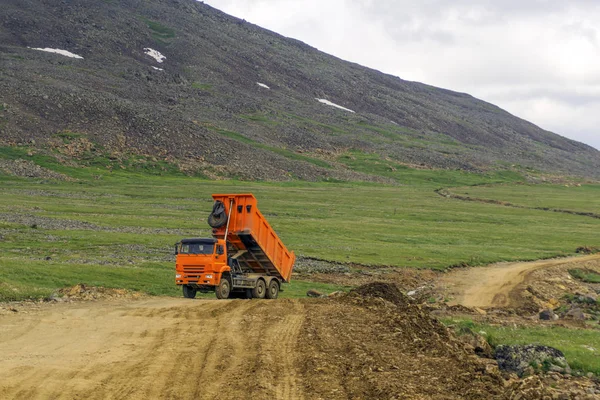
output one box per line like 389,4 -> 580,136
576,246 -> 599,254
473,307 -> 487,315
456,327 -> 494,358
564,307 -> 586,320
0,159 -> 74,181
306,289 -> 326,298
495,344 -> 569,377
539,309 -> 558,320
583,294 -> 597,303
294,256 -> 350,274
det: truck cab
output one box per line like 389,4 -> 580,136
175,238 -> 230,298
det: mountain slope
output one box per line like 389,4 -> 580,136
1,0 -> 599,181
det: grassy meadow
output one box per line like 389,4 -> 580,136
0,145 -> 599,300
451,183 -> 600,215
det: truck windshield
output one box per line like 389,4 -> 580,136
179,243 -> 214,255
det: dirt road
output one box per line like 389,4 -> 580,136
440,254 -> 600,308
0,298 -> 305,400
0,287 -> 515,400
2,281 -> 597,399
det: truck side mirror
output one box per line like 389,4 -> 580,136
174,244 -> 179,255
216,245 -> 224,255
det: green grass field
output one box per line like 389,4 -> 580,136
0,146 -> 599,300
451,183 -> 600,215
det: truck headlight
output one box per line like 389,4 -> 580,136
176,274 -> 181,278
205,274 -> 213,279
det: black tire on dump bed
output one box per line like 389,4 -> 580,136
252,279 -> 266,299
207,201 -> 227,228
266,279 -> 279,299
215,277 -> 231,299
183,285 -> 197,299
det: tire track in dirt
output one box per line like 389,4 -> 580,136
190,300 -> 262,399
0,297 -> 308,400
440,254 -> 600,308
271,301 -> 305,400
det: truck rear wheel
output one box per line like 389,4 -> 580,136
183,285 -> 197,299
215,278 -> 231,299
252,279 -> 266,299
266,280 -> 279,299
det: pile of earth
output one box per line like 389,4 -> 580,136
298,282 -> 599,399
55,284 -> 145,301
299,282 -> 504,399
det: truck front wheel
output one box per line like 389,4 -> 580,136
252,279 -> 266,299
183,285 -> 197,299
266,280 -> 279,299
215,278 -> 231,299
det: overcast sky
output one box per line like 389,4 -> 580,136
206,0 -> 600,150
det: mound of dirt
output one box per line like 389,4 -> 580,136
299,282 -> 507,399
349,281 -> 411,307
56,284 -> 144,301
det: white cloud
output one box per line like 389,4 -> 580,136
206,0 -> 600,149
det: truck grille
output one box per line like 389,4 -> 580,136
183,265 -> 205,281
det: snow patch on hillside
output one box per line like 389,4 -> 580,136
316,98 -> 355,113
29,48 -> 83,59
257,82 -> 270,89
144,48 -> 166,63
152,67 -> 164,71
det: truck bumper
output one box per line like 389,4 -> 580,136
176,273 -> 218,286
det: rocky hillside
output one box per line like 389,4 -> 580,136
1,0 -> 599,181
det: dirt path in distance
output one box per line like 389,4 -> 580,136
439,254 -> 600,308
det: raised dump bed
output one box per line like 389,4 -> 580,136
211,193 -> 295,282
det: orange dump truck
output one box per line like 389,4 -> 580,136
175,194 -> 295,299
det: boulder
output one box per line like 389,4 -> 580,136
473,307 -> 487,315
539,309 -> 558,321
584,294 -> 597,303
458,327 -> 494,358
564,307 -> 586,320
495,345 -> 569,377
